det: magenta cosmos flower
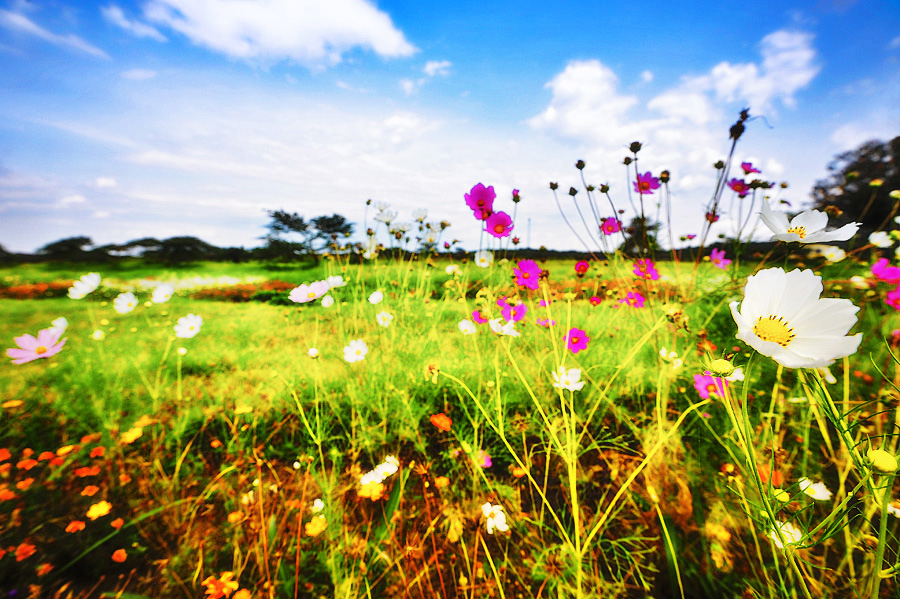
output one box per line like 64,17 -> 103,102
501,302 -> 528,322
694,373 -> 728,399
633,172 -> 660,195
472,310 -> 488,324
600,218 -> 621,235
574,261 -> 590,275
485,211 -> 514,238
465,183 -> 496,221
741,162 -> 761,175
728,178 -> 750,198
633,259 -> 659,280
7,327 -> 66,365
619,291 -> 646,308
514,259 -> 541,290
873,259 -> 900,285
566,328 -> 590,354
710,248 -> 732,270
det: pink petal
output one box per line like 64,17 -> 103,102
12,333 -> 38,351
7,348 -> 39,364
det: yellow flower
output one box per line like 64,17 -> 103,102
86,500 -> 112,520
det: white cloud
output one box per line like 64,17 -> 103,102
890,35 -> 900,49
424,60 -> 451,77
143,0 -> 416,68
0,9 -> 109,58
101,5 -> 166,41
641,70 -> 653,83
400,78 -> 417,95
121,68 -> 158,80
58,194 -> 86,206
95,177 -> 117,188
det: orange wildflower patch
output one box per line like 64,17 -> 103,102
90,446 -> 106,458
86,500 -> 112,520
358,481 -> 386,501
21,448 -> 33,458
66,520 -> 86,533
74,465 -> 101,477
202,572 -> 240,599
433,476 -> 450,489
0,448 -> 10,462
757,464 -> 784,487
119,473 -> 132,485
0,463 -> 10,474
36,562 -> 54,576
430,413 -> 453,431
15,542 -> 36,561
0,487 -> 17,501
227,511 -> 244,524
111,518 -> 124,530
81,485 -> 100,497
37,451 -> 56,461
15,478 -> 35,491
233,590 -> 251,599
111,549 -> 127,563
16,458 -> 38,471
81,433 -> 102,444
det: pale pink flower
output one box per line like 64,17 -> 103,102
7,327 -> 66,365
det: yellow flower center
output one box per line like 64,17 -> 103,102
35,346 -> 47,354
786,226 -> 807,239
753,315 -> 795,347
307,291 -> 317,299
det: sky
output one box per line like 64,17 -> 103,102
1,0 -> 899,255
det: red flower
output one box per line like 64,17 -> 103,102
430,413 -> 452,431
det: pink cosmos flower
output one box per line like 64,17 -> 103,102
634,172 -> 660,195
476,450 -> 492,468
633,259 -> 659,280
511,189 -> 520,202
465,183 -> 496,221
741,162 -> 761,175
589,296 -> 602,306
619,291 -> 646,308
502,302 -> 528,322
536,317 -> 555,327
289,281 -> 330,304
600,218 -> 621,235
566,328 -> 590,354
574,261 -> 589,276
887,286 -> 900,311
485,211 -> 514,238
705,212 -> 720,223
710,248 -> 732,270
7,327 -> 66,365
694,373 -> 728,399
514,259 -> 541,290
728,178 -> 750,198
873,258 -> 900,285
472,310 -> 488,324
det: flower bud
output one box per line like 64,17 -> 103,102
549,182 -> 558,190
773,489 -> 791,503
600,184 -> 610,193
575,160 -> 585,170
623,157 -> 633,165
568,187 -> 578,197
707,358 -> 735,378
868,448 -> 898,474
629,141 -> 642,153
659,170 -> 670,183
714,161 -> 725,170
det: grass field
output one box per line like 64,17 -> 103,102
2,249 -> 900,599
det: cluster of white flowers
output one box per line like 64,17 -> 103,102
481,502 -> 509,534
360,456 -> 400,486
68,272 -> 101,299
658,347 -> 683,370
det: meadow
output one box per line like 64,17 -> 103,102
3,169 -> 900,599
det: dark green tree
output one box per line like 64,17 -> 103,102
811,136 -> 900,237
144,236 -> 221,265
263,210 -> 353,264
37,236 -> 94,261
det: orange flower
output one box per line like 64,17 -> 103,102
510,466 -> 527,478
74,465 -> 101,477
21,448 -> 33,458
304,515 -> 327,537
119,427 -> 143,445
757,464 -> 784,487
90,446 -> 106,458
430,413 -> 453,431
16,458 -> 38,471
36,562 -> 54,576
81,485 -> 100,497
0,487 -> 17,501
433,476 -> 449,489
86,500 -> 112,520
1,400 -> 23,409
119,473 -> 132,485
66,520 -> 86,533
56,444 -> 77,456
0,463 -> 10,474
81,433 -> 103,444
38,451 -> 56,461
233,590 -> 251,599
210,439 -> 222,448
0,448 -> 9,462
227,511 -> 244,524
15,542 -> 36,561
15,478 -> 34,491
202,572 -> 240,599
358,481 -> 385,501
111,549 -> 127,563
111,518 -> 124,530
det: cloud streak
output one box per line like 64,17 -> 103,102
0,9 -> 109,58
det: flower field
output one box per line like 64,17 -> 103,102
4,152 -> 900,598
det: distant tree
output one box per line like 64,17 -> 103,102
811,136 -> 900,238
120,238 -> 163,257
144,236 -> 221,265
263,210 -> 354,264
310,214 -> 354,252
37,236 -> 94,261
0,242 -> 12,264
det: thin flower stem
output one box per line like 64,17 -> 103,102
871,474 -> 895,599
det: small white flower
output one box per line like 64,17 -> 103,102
798,477 -> 833,501
174,314 -> 203,339
362,236 -> 378,260
474,250 -> 493,268
458,319 -> 477,335
325,275 -> 347,288
343,339 -> 368,363
869,231 -> 893,248
552,366 -> 585,391
374,209 -> 398,225
375,456 -> 399,479
725,367 -> 744,382
759,201 -> 859,244
177,347 -> 187,356
308,347 -> 319,359
289,281 -> 330,304
730,268 -> 862,368
368,290 -> 384,304
68,272 -> 101,300
488,318 -> 520,337
821,246 -> 846,263
321,295 -> 335,308
888,501 -> 900,518
113,292 -> 138,314
769,521 -> 803,549
445,264 -> 462,276
50,317 -> 68,335
311,498 -> 325,513
481,502 -> 510,534
849,275 -> 870,290
151,283 -> 174,304
413,208 -> 428,222
92,329 -> 105,341
376,311 -> 393,327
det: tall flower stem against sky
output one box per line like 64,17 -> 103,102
551,185 -> 596,259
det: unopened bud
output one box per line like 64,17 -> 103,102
773,489 -> 790,503
629,141 -> 642,153
575,160 -> 585,170
868,448 -> 898,474
659,170 -> 670,183
549,182 -> 558,190
623,157 -> 632,165
708,359 -> 735,378
600,184 -> 610,193
714,161 -> 725,170
568,187 -> 577,197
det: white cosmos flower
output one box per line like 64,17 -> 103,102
308,347 -> 319,359
368,290 -> 384,304
376,311 -> 393,327
413,208 -> 428,222
343,339 -> 368,363
113,292 -> 138,314
821,246 -> 846,263
488,318 -> 520,337
50,317 -> 68,335
445,264 -> 462,276
325,275 -> 347,288
759,201 -> 859,244
174,314 -> 203,338
151,283 -> 174,303
869,231 -> 893,248
769,521 -> 803,549
730,268 -> 862,369
289,281 -> 329,304
552,366 -> 585,391
474,250 -> 493,268
458,319 -> 477,335
321,295 -> 334,308
481,502 -> 509,534
362,236 -> 378,260
798,477 -> 833,501
68,272 -> 101,299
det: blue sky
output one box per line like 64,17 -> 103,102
1,0 -> 898,254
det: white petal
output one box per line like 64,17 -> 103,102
789,210 -> 829,234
